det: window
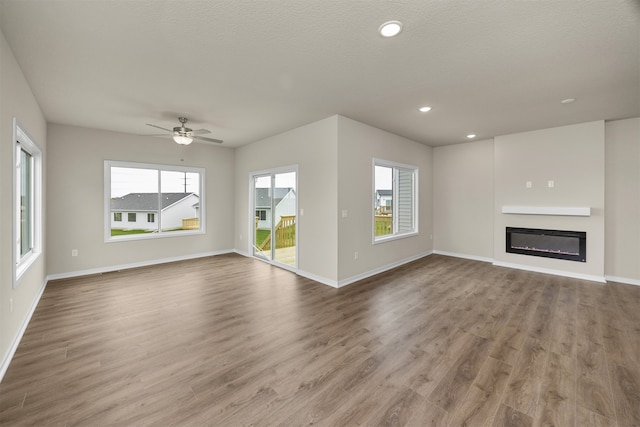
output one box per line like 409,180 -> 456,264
373,159 -> 418,242
256,210 -> 267,221
14,121 -> 42,286
105,161 -> 205,241
19,148 -> 33,257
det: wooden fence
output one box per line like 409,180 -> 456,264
375,215 -> 392,236
257,215 -> 296,251
182,217 -> 200,230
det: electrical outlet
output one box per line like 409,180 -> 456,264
354,251 -> 358,260
342,209 -> 348,218
71,249 -> 78,257
526,181 -> 533,188
548,180 -> 555,188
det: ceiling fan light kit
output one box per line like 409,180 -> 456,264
173,135 -> 193,145
146,116 -> 223,145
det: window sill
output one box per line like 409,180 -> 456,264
105,229 -> 205,243
14,250 -> 41,287
373,231 -> 418,245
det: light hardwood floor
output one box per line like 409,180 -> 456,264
1,254 -> 639,426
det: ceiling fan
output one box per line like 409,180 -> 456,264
146,117 -> 223,145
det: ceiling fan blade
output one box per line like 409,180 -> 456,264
146,123 -> 172,132
191,128 -> 211,136
194,135 -> 223,144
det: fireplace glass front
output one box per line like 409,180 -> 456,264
506,227 -> 586,262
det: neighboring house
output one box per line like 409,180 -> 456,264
375,189 -> 392,214
255,187 -> 296,229
111,192 -> 200,231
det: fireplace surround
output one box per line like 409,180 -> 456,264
506,227 -> 586,262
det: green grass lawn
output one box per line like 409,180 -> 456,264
111,228 -> 155,236
255,229 -> 271,248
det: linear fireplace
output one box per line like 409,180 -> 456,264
506,227 -> 586,262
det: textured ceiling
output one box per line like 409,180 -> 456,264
1,0 -> 638,147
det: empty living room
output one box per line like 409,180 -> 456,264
1,1 -> 639,426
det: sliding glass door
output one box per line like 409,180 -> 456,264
252,168 -> 297,268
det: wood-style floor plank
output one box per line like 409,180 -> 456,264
427,334 -> 492,413
493,403 -> 533,427
575,303 -> 617,420
533,351 -> 575,427
502,337 -> 548,417
1,254 -> 639,426
447,356 -> 512,426
608,363 -> 640,426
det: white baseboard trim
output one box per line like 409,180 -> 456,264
234,249 -> 340,287
336,251 -> 434,288
1,277 -> 47,383
233,249 -> 251,258
47,250 -> 235,281
234,249 -> 434,289
296,270 -> 339,288
492,261 -> 606,283
433,250 -> 494,264
605,275 -> 640,287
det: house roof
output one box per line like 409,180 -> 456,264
1,1 -> 637,147
255,188 -> 294,208
111,193 -> 197,212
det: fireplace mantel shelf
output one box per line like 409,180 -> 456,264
501,206 -> 591,216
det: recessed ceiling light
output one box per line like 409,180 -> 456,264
561,98 -> 576,104
467,134 -> 477,139
379,20 -> 403,37
418,106 -> 432,113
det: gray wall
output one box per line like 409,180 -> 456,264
605,118 -> 640,283
493,121 -> 605,280
337,116 -> 433,284
234,115 -> 434,286
433,139 -> 494,260
46,124 -> 236,276
434,118 -> 640,285
234,116 -> 340,283
1,28 -> 48,375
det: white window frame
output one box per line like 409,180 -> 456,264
104,160 -> 205,242
13,120 -> 43,287
373,158 -> 419,244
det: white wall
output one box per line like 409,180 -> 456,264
433,139 -> 494,260
46,124 -> 235,276
275,190 -> 297,223
493,121 -> 605,280
161,194 -> 200,230
234,116 -> 339,283
0,28 -> 48,378
605,117 -> 640,283
336,116 -> 433,284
